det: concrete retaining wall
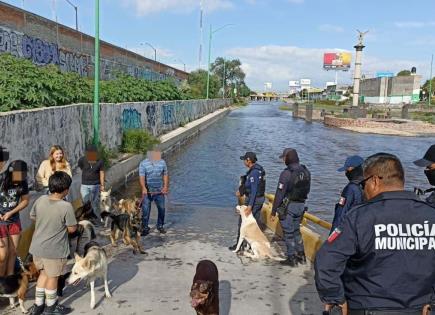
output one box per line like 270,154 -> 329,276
1,99 -> 231,184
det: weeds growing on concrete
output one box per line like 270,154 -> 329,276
121,129 -> 160,155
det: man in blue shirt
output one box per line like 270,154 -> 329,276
330,155 -> 364,234
139,149 -> 169,236
229,152 -> 266,251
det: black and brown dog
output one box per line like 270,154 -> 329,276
190,260 -> 219,315
101,211 -> 146,255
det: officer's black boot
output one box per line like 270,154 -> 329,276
280,255 -> 298,267
295,251 -> 307,265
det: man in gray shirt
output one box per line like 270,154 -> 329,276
29,171 -> 77,315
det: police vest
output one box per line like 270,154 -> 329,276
286,164 -> 310,202
243,164 -> 266,198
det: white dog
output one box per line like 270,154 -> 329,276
67,242 -> 111,309
233,205 -> 285,261
100,189 -> 112,227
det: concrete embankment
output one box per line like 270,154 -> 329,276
15,105 -> 232,258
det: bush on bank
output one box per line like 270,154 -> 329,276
121,129 -> 160,155
0,54 -> 188,112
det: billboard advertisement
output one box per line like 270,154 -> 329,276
289,80 -> 300,87
323,52 -> 352,70
300,79 -> 311,86
376,72 -> 394,78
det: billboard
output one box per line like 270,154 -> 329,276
323,52 -> 352,70
300,79 -> 311,86
376,72 -> 394,78
289,80 -> 300,87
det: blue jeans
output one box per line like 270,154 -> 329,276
141,193 -> 165,230
80,184 -> 100,219
279,202 -> 305,257
236,197 -> 265,242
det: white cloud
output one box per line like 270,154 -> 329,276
122,0 -> 234,15
226,44 -> 427,92
318,24 -> 344,33
395,21 -> 435,28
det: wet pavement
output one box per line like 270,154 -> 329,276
1,204 -> 321,315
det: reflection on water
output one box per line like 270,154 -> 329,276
120,102 -> 435,222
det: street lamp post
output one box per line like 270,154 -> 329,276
175,59 -> 186,72
93,0 -> 100,145
144,42 -> 157,62
206,24 -> 234,99
64,0 -> 78,31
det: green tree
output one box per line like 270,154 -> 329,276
397,69 -> 411,76
210,57 -> 251,97
186,69 -> 220,99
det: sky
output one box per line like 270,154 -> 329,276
3,0 -> 435,91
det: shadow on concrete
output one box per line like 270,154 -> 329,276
288,268 -> 322,315
219,280 -> 232,315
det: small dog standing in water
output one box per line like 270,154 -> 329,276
190,260 -> 219,315
67,241 -> 111,309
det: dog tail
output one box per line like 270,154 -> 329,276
79,220 -> 96,239
267,253 -> 287,261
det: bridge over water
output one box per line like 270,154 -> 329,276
2,102 -> 434,315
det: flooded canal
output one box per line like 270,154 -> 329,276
119,101 -> 435,223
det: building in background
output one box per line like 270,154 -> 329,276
360,75 -> 421,105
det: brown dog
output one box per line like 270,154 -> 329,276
190,260 -> 219,315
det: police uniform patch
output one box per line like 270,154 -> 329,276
338,197 -> 346,206
327,228 -> 342,243
278,183 -> 284,190
250,177 -> 254,183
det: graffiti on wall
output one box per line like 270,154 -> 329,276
0,26 -> 90,76
121,108 -> 142,130
162,104 -> 175,125
0,25 -> 182,83
146,104 -> 157,128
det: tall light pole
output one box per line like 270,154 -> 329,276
144,42 -> 157,62
429,54 -> 433,106
93,0 -> 100,145
206,24 -> 234,99
64,0 -> 78,31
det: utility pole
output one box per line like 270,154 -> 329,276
429,54 -> 433,106
198,0 -> 203,69
352,30 -> 368,107
93,0 -> 100,145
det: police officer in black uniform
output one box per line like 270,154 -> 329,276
271,148 -> 310,267
229,152 -> 266,251
331,155 -> 364,234
414,144 -> 435,207
315,153 -> 435,315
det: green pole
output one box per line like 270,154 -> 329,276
222,59 -> 225,99
429,54 -> 433,106
206,24 -> 212,99
93,0 -> 100,145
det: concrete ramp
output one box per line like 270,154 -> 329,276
1,203 -> 322,315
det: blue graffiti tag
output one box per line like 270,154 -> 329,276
162,104 -> 175,125
122,108 -> 142,130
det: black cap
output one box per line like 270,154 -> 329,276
85,144 -> 98,152
240,152 -> 257,162
414,144 -> 435,167
0,146 -> 9,162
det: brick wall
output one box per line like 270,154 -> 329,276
0,2 -> 188,82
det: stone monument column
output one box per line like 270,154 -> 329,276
352,30 -> 368,107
